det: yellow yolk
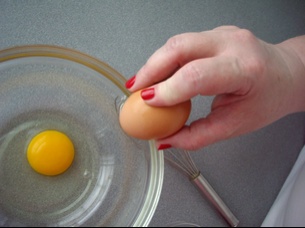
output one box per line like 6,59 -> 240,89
27,130 -> 75,176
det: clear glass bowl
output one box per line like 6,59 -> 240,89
0,45 -> 164,227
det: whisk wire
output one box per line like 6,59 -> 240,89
183,151 -> 199,177
164,148 -> 239,227
165,149 -> 199,178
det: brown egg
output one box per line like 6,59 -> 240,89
119,90 -> 192,140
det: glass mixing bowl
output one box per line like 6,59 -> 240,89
0,45 -> 164,227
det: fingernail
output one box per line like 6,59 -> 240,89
141,87 -> 155,100
158,144 -> 172,150
125,75 -> 136,89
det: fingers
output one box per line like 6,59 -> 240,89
142,56 -> 252,106
128,32 -> 224,92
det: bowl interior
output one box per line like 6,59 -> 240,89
0,46 -> 163,227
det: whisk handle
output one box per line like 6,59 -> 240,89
191,173 -> 239,227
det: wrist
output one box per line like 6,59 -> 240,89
276,38 -> 305,114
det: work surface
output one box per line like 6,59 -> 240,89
1,0 -> 305,226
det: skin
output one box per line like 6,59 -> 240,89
127,26 -> 305,150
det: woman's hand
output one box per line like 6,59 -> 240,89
126,26 -> 305,150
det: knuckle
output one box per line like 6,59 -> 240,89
228,29 -> 266,78
213,25 -> 240,30
165,35 -> 184,53
243,56 -> 265,76
232,28 -> 256,43
180,63 -> 202,92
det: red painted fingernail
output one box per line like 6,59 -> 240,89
141,88 -> 155,100
125,75 -> 136,89
158,144 -> 172,150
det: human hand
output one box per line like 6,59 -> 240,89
126,26 -> 305,150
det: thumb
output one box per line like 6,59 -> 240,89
156,102 -> 249,150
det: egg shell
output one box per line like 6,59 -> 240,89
119,90 -> 191,140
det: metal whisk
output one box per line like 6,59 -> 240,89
164,149 -> 239,227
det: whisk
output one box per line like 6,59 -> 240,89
164,149 -> 239,227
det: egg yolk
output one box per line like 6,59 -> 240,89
27,130 -> 75,176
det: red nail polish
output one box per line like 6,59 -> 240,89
158,144 -> 172,150
141,88 -> 155,100
125,75 -> 136,89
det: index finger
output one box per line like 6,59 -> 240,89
129,31 -> 224,92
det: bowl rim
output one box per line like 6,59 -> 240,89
0,44 -> 129,95
0,44 -> 164,227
